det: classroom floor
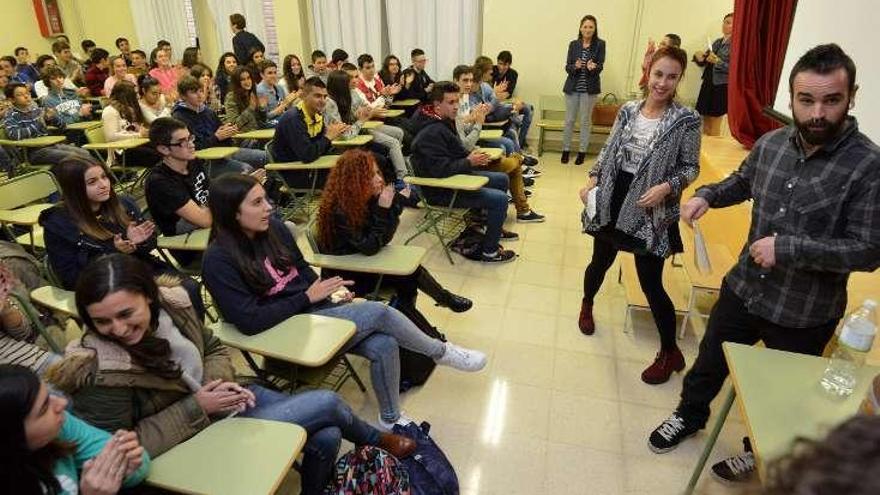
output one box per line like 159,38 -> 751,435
274,150 -> 760,494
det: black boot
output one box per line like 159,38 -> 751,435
561,151 -> 570,164
435,291 -> 473,313
575,152 -> 586,165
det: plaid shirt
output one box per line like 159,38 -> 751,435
695,117 -> 880,328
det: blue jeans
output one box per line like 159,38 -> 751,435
452,171 -> 509,252
481,134 -> 519,155
516,103 -> 533,148
312,301 -> 446,422
241,386 -> 381,495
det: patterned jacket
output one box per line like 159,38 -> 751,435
586,100 -> 701,257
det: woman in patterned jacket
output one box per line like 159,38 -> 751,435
578,46 -> 701,384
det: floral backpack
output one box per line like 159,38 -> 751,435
325,445 -> 411,495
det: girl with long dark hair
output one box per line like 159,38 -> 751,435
0,364 -> 150,495
214,52 -> 238,103
39,155 -> 205,318
101,81 -> 157,167
379,55 -> 402,86
223,66 -> 267,133
202,174 -> 487,428
49,254 -> 414,495
137,75 -> 170,124
562,14 -> 606,165
280,53 -> 305,95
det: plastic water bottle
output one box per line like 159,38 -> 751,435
820,300 -> 878,398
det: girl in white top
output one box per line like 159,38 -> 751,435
138,75 -> 170,124
103,55 -> 137,97
102,81 -> 158,167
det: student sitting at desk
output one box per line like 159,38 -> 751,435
316,149 -> 473,330
41,67 -> 94,126
41,155 -> 205,319
48,254 -> 415,495
1,364 -> 151,495
202,174 -> 488,430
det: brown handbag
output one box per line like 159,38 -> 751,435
591,93 -> 621,127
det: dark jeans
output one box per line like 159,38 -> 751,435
677,282 -> 838,428
424,171 -> 509,253
583,236 -> 677,350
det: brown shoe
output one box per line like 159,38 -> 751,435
578,298 -> 595,335
378,432 -> 417,458
641,348 -> 686,385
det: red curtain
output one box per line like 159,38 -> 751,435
727,0 -> 797,148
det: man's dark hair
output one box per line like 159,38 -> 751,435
51,40 -> 70,54
258,60 -> 277,73
5,82 -> 27,99
357,53 -> 374,69
1,56 -> 17,68
35,54 -> 55,69
452,64 -> 473,81
41,66 -> 65,87
115,37 -> 128,49
723,12 -> 733,21
311,50 -> 327,63
131,49 -> 146,59
230,13 -> 246,30
411,48 -> 425,59
89,48 -> 109,65
303,76 -> 326,92
81,40 -> 96,52
149,117 -> 188,147
157,40 -> 171,48
788,43 -> 857,95
177,75 -> 202,96
496,50 -> 512,65
331,49 -> 348,64
428,81 -> 459,103
664,34 -> 682,47
340,62 -> 357,72
14,47 -> 27,57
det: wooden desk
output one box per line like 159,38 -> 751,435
685,343 -> 880,493
477,147 -> 504,161
234,129 -> 275,140
391,98 -> 419,107
0,203 -> 53,226
212,314 -> 356,367
147,418 -> 305,495
82,138 -> 150,168
65,121 -> 102,131
0,135 -> 66,148
382,108 -> 404,118
265,154 -> 339,172
194,146 -> 240,161
309,245 -> 426,277
157,228 -> 211,252
479,129 -> 503,140
362,120 -> 382,130
30,286 -> 78,318
405,173 -> 489,191
332,134 -> 373,147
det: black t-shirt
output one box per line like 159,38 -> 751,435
145,160 -> 210,236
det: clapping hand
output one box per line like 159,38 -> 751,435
467,150 -> 490,167
325,122 -> 349,140
355,105 -> 372,122
586,59 -> 598,71
305,276 -> 355,303
377,184 -> 395,208
80,436 -> 129,495
575,59 -> 585,69
113,235 -> 136,254
126,221 -> 155,246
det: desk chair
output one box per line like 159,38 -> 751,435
0,171 -> 61,252
0,128 -> 65,177
264,140 -> 339,221
81,125 -> 151,192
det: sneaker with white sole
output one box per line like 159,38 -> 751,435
522,167 -> 542,178
516,210 -> 546,223
711,438 -> 756,485
435,342 -> 488,371
378,411 -> 416,432
648,412 -> 700,453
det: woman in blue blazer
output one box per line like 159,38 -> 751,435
562,15 -> 606,165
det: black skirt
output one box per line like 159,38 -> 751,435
695,67 -> 728,117
590,171 -> 683,255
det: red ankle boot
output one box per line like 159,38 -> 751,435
578,299 -> 595,335
641,348 -> 686,384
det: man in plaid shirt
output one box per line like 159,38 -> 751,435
647,44 -> 880,484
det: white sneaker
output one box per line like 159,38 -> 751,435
377,411 -> 416,431
435,342 -> 487,372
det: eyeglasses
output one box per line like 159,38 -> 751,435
166,135 -> 196,147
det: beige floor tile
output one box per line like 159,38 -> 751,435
616,357 -> 686,410
513,258 -> 564,288
490,340 -> 556,388
506,283 -> 560,315
474,380 -> 551,440
552,351 -> 619,400
444,305 -> 506,339
457,277 -> 512,307
521,225 -> 568,245
548,390 -> 623,453
558,288 -> 586,316
518,239 -> 565,264
404,368 -> 492,425
461,432 -> 548,495
623,453 -> 694,494
545,442 -> 624,495
562,244 -> 591,268
560,265 -> 585,290
555,315 -> 615,357
499,308 -> 557,347
465,259 -> 519,281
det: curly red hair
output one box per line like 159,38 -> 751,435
316,149 -> 381,250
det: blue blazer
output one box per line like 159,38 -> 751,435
563,38 -> 605,95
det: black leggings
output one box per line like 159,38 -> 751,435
583,237 -> 678,350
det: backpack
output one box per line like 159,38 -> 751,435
325,446 -> 411,495
389,297 -> 445,392
392,422 -> 459,495
448,226 -> 485,261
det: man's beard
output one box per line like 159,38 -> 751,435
794,112 -> 847,146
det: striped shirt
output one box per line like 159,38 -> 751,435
0,334 -> 51,372
695,118 -> 880,327
575,46 -> 593,92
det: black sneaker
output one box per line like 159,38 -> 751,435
522,154 -> 539,166
500,229 -> 519,241
516,210 -> 546,223
648,413 -> 699,453
522,167 -> 542,179
480,249 -> 517,263
710,438 -> 755,485
524,189 -> 533,197
522,176 -> 535,187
